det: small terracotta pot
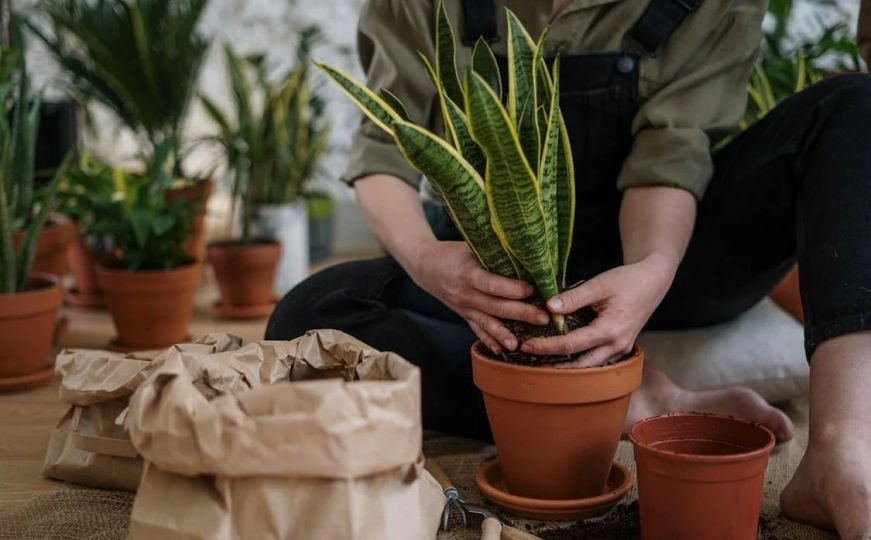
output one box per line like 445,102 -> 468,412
97,262 -> 203,350
471,343 -> 644,500
0,274 -> 63,390
770,266 -> 803,324
630,413 -> 775,540
207,240 -> 280,310
65,224 -> 107,309
13,215 -> 76,278
167,180 -> 214,261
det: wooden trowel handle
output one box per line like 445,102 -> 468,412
424,458 -> 456,493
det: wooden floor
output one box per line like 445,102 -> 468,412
0,256 -> 370,514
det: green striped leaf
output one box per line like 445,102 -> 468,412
465,70 -> 558,301
435,0 -> 463,106
471,38 -> 502,99
392,120 -> 517,277
314,61 -> 401,133
555,74 -> 575,285
379,89 -> 410,121
506,9 -> 539,172
420,53 -> 485,173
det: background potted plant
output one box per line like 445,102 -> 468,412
0,38 -> 72,390
203,26 -> 329,297
85,140 -> 200,350
318,3 -> 643,510
27,0 -> 214,259
305,190 -> 334,264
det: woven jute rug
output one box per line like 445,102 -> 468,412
0,400 -> 838,540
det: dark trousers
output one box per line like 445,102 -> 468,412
267,74 -> 871,441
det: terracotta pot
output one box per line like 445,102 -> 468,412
471,343 -> 644,500
64,223 -> 108,307
207,240 -> 280,310
97,262 -> 202,350
0,274 -> 63,390
629,413 -> 775,540
13,215 -> 76,278
167,180 -> 214,261
770,266 -> 803,323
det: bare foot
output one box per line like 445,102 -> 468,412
781,423 -> 871,539
624,365 -> 795,441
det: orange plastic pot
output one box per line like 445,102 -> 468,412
97,262 -> 202,350
207,240 -> 280,313
0,274 -> 63,390
471,343 -> 644,500
630,413 -> 775,540
13,215 -> 76,278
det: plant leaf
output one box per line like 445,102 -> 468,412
471,38 -> 501,99
314,61 -> 401,133
435,0 -> 463,106
392,120 -> 518,278
379,89 -> 410,121
466,70 -> 557,300
505,9 -> 539,171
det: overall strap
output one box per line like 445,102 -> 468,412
629,0 -> 704,55
462,0 -> 499,45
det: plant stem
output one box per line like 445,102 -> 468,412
552,312 -> 566,334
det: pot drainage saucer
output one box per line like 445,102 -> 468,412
0,366 -> 55,391
475,458 -> 632,521
65,288 -> 106,309
212,299 -> 277,320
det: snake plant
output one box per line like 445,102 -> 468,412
317,3 -> 574,332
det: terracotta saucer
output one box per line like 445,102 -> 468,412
0,365 -> 55,391
108,335 -> 192,353
212,300 -> 276,320
475,458 -> 633,521
65,288 -> 106,309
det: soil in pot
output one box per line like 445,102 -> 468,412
207,240 -> 280,319
13,215 -> 76,278
0,274 -> 64,390
97,261 -> 202,350
629,413 -> 775,540
472,343 -> 644,502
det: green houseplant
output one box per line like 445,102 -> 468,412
27,0 -> 215,259
0,39 -> 72,390
202,27 -> 328,300
318,2 -> 643,506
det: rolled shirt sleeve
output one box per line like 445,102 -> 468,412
342,0 -> 438,190
617,1 -> 766,199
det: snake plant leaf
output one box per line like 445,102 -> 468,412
506,9 -> 539,172
314,61 -> 401,134
420,53 -> 485,173
379,89 -> 410,121
435,0 -> 464,107
533,28 -> 552,154
465,70 -> 558,301
392,120 -> 517,277
471,38 -> 502,99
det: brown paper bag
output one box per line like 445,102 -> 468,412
42,334 -> 243,491
126,330 -> 445,540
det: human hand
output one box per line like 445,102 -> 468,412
411,241 -> 550,354
521,254 -> 677,367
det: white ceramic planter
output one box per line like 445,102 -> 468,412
248,201 -> 310,296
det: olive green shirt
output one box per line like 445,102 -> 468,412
343,0 -> 766,200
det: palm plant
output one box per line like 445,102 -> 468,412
318,2 -> 574,333
26,0 -> 211,174
201,27 -> 329,242
0,38 -> 71,294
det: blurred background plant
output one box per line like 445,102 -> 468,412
201,25 -> 329,243
26,0 -> 211,177
744,0 -> 862,125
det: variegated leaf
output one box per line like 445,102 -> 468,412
506,9 -> 539,172
379,89 -> 410,121
314,61 -> 401,133
471,38 -> 502,99
436,0 -> 463,106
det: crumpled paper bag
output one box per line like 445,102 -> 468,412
126,330 -> 445,540
42,334 -> 243,491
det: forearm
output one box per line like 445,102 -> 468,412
354,174 -> 437,275
619,186 -> 697,275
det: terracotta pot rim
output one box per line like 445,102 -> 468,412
629,412 -> 776,464
97,260 -> 201,277
0,273 -> 61,299
472,340 -> 644,375
206,239 -> 280,250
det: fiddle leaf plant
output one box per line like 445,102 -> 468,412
316,3 -> 575,332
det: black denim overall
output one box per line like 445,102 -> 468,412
268,0 -> 871,441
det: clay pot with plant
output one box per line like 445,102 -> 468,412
319,3 -> 643,511
0,40 -> 73,390
199,32 -> 327,318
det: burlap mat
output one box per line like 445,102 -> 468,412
0,400 -> 838,540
